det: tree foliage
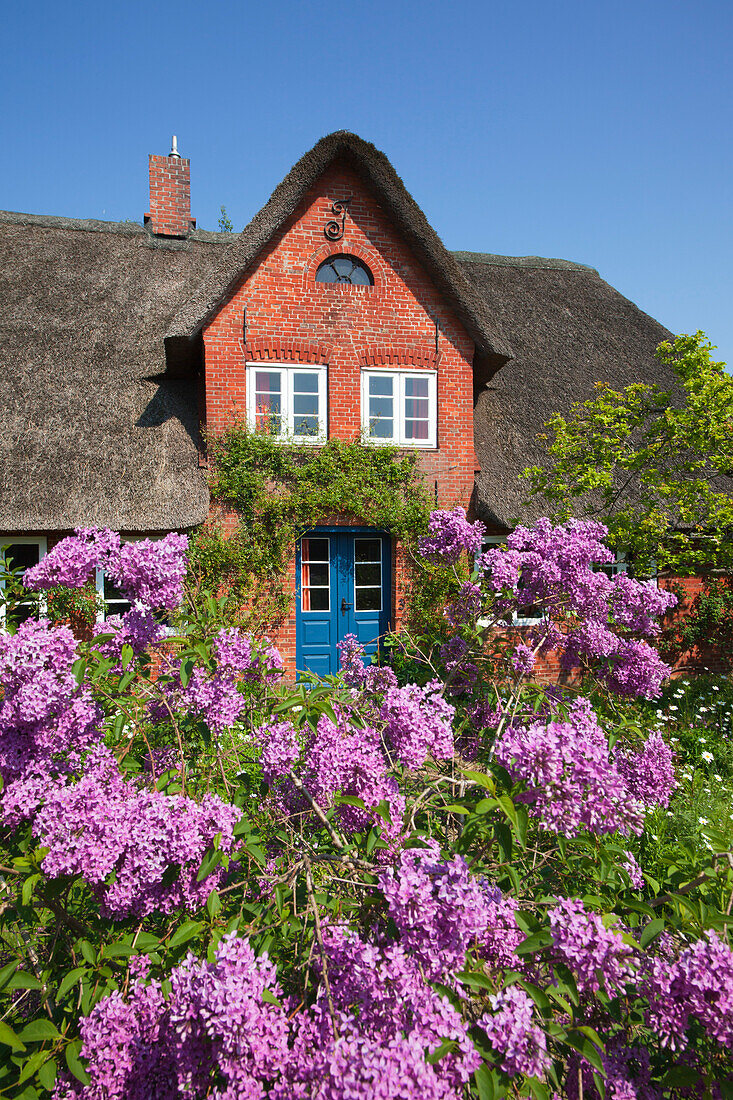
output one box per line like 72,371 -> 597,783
523,333 -> 733,575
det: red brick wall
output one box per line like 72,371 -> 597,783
201,162 -> 478,672
146,154 -> 194,238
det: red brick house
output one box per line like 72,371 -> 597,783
0,132 -> 682,674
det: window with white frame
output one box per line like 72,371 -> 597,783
246,364 -> 327,441
361,369 -> 437,448
0,537 -> 47,627
95,568 -> 131,622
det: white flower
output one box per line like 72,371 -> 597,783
713,686 -> 720,691
714,774 -> 723,782
699,737 -> 707,744
669,705 -> 678,712
666,811 -> 674,817
701,751 -> 714,763
698,817 -> 709,825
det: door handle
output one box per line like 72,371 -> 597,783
341,598 -> 353,614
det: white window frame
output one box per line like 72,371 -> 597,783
246,363 -> 327,443
0,537 -> 48,627
361,368 -> 437,449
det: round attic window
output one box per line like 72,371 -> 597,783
316,255 -> 374,287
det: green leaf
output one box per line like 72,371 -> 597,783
57,967 -> 87,1000
38,1058 -> 57,1091
0,1021 -> 25,1051
457,970 -> 494,991
179,657 -> 195,687
17,1048 -> 50,1086
207,889 -> 222,919
22,873 -> 41,906
474,1063 -> 502,1100
18,1020 -> 61,1043
564,1031 -> 603,1073
65,1040 -> 91,1086
120,644 -> 134,669
461,770 -> 496,791
8,972 -> 44,991
527,1079 -> 551,1100
197,848 -> 223,882
640,918 -> 665,949
515,931 -> 553,956
133,932 -> 161,951
103,943 -> 136,959
168,921 -> 205,949
261,988 -> 281,1007
0,959 -> 19,990
78,941 -> 97,966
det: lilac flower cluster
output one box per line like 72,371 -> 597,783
445,581 -> 483,626
379,842 -> 493,978
25,528 -> 188,612
479,986 -> 550,1078
643,930 -> 733,1051
259,720 -> 301,784
34,746 -> 240,918
548,898 -> 636,995
494,697 -> 643,835
157,628 -> 283,736
336,633 -> 398,692
439,636 -> 479,693
480,883 -> 525,970
60,927 -> 481,1100
98,608 -> 165,667
299,712 -> 405,839
418,506 -> 485,564
380,681 -> 455,769
511,642 -> 535,677
0,618 -> 102,823
617,731 -> 677,808
475,517 -> 678,699
494,697 -> 675,836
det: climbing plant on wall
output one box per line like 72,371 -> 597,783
187,429 -> 455,632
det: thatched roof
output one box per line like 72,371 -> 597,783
457,252 -> 675,529
167,131 -> 512,362
0,133 -> 685,535
0,211 -> 229,532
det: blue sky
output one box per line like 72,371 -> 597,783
2,0 -> 731,365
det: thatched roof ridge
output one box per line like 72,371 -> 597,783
166,132 -> 512,360
457,254 -> 677,529
0,213 -> 228,532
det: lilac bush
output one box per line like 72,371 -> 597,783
0,516 -> 730,1097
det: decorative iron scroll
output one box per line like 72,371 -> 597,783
324,198 -> 351,241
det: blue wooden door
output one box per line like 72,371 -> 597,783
296,530 -> 391,677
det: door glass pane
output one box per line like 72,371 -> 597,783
354,538 -> 382,611
355,587 -> 381,611
355,539 -> 381,562
301,537 -> 330,612
355,563 -> 381,587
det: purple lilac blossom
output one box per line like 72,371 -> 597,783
511,642 -> 535,677
0,619 -> 102,821
108,533 -> 188,611
620,851 -> 644,890
380,680 -> 455,769
643,930 -> 733,1051
34,746 -> 240,918
259,720 -> 301,784
24,527 -> 120,590
494,697 -> 646,836
617,731 -> 677,808
478,519 -> 676,700
445,581 -> 482,626
479,986 -> 550,1078
439,636 -> 479,693
418,507 -> 485,564
97,608 -> 165,667
337,633 -> 366,686
299,712 -> 405,840
379,841 -> 491,979
548,898 -> 636,996
480,883 -> 525,970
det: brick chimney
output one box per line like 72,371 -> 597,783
145,136 -> 196,237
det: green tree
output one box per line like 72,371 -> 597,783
217,205 -> 234,233
524,332 -> 733,575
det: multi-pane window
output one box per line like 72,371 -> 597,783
316,255 -> 373,286
361,370 -> 436,448
301,538 -> 330,611
95,569 -> 132,621
0,538 -> 47,627
354,538 -> 382,611
247,364 -> 327,441
481,535 -> 543,625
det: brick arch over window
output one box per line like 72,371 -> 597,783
243,338 -> 333,364
304,242 -> 387,303
359,345 -> 440,370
